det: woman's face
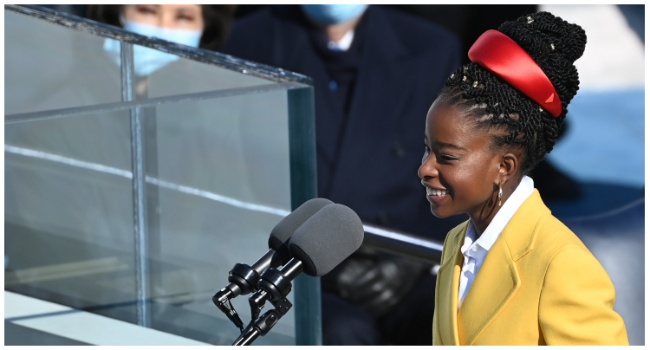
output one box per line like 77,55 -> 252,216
123,4 -> 204,31
418,98 -> 503,231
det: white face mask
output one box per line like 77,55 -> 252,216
103,19 -> 202,77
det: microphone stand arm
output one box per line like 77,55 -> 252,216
235,259 -> 302,345
248,259 -> 301,320
233,295 -> 293,346
232,307 -> 284,346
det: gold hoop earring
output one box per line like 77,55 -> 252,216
498,183 -> 503,207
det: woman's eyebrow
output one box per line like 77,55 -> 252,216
433,141 -> 467,151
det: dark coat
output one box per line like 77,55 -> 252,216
221,5 -> 464,240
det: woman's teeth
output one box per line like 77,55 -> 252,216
427,188 -> 448,196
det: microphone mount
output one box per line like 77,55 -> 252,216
232,308 -> 284,346
249,258 -> 302,321
212,262 -> 264,332
212,288 -> 244,332
233,259 -> 303,345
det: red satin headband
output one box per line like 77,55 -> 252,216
468,29 -> 562,117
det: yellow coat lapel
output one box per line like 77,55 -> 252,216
458,189 -> 547,344
458,237 -> 521,343
433,221 -> 467,345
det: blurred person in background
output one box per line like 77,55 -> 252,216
86,4 -> 236,96
86,4 -> 236,53
221,4 -> 464,345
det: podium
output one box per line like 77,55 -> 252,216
5,4 -> 319,345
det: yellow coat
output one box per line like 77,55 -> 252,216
432,190 -> 629,345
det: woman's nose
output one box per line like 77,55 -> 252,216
159,12 -> 175,29
418,155 -> 438,181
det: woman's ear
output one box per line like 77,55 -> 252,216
497,152 -> 518,185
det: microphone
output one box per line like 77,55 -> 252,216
246,203 -> 365,326
213,197 -> 333,330
287,203 -> 365,277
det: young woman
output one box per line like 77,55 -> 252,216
419,11 -> 629,345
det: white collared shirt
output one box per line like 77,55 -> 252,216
458,176 -> 535,308
327,30 -> 355,51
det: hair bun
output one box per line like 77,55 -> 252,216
499,11 -> 587,63
498,11 -> 587,107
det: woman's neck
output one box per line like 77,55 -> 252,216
470,175 -> 525,238
322,17 -> 360,43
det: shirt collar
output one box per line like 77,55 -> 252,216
327,30 -> 355,51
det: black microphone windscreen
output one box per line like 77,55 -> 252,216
268,198 -> 333,251
288,203 -> 364,276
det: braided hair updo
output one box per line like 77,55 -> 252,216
438,11 -> 587,175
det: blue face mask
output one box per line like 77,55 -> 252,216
301,4 -> 369,25
103,19 -> 202,77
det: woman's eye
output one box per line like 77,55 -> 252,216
177,14 -> 196,22
440,154 -> 458,162
135,5 -> 157,15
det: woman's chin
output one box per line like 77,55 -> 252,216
430,207 -> 451,219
